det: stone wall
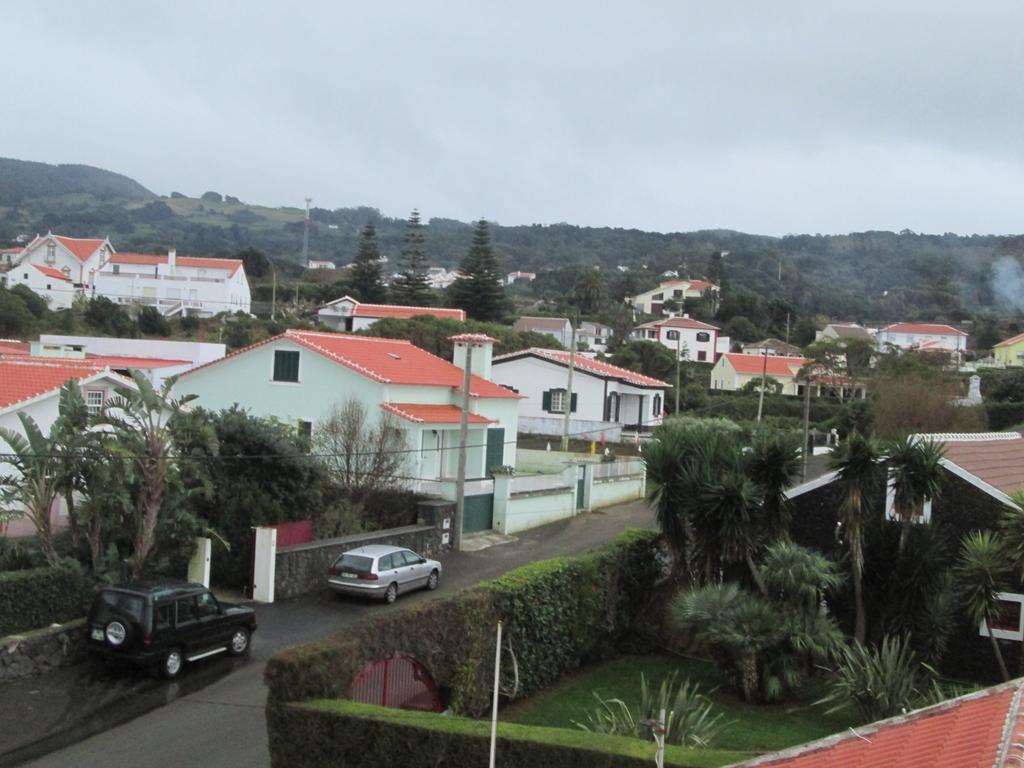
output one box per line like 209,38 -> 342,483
274,500 -> 453,601
0,619 -> 87,681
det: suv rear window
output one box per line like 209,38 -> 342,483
334,554 -> 373,574
92,591 -> 147,627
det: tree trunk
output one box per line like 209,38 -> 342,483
31,483 -> 61,568
898,518 -> 910,556
87,513 -> 103,574
63,485 -> 80,550
746,553 -> 768,596
131,441 -> 166,579
739,653 -> 758,703
989,632 -> 1011,682
852,542 -> 867,645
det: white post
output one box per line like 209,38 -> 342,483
251,526 -> 277,603
187,536 -> 212,587
489,621 -> 503,768
655,707 -> 666,768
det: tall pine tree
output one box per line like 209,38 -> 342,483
350,224 -> 387,303
448,218 -> 507,322
391,209 -> 432,306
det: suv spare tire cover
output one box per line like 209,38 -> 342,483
105,617 -> 134,648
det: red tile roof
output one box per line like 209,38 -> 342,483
685,279 -> 716,293
939,435 -> 1024,496
722,352 -> 808,377
636,317 -> 720,331
53,235 -> 107,262
32,264 -> 72,282
380,403 -> 495,424
0,358 -> 107,410
179,330 -> 520,399
513,316 -> 571,332
494,348 -> 669,388
735,680 -> 1023,768
0,247 -> 22,255
0,340 -> 30,357
883,322 -> 966,336
448,333 -> 498,344
107,253 -> 243,276
351,302 -> 465,320
995,332 -> 1024,348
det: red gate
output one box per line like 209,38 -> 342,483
350,654 -> 443,712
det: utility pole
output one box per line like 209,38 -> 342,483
674,333 -> 681,414
271,270 -> 277,320
453,344 -> 473,552
561,320 -> 577,452
301,196 -> 312,267
756,345 -> 769,423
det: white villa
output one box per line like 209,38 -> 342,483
876,322 -> 968,356
632,316 -> 730,363
316,296 -> 466,332
628,278 -> 719,316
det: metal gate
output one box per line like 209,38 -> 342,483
350,654 -> 443,712
463,492 -> 494,533
576,465 -> 586,510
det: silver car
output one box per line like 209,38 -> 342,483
327,544 -> 442,604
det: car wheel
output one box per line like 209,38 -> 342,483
228,628 -> 250,656
104,618 -> 133,648
161,648 -> 184,680
427,569 -> 439,591
384,583 -> 398,604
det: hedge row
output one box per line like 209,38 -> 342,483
0,565 -> 93,637
265,529 -> 661,718
269,699 -> 742,768
985,401 -> 1024,430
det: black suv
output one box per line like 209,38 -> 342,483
87,583 -> 257,679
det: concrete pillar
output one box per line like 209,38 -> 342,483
252,527 -> 277,604
492,474 -> 513,533
188,537 -> 212,587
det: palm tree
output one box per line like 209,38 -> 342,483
830,432 -> 883,644
746,430 -> 802,541
759,540 -> 843,615
104,371 -> 196,579
0,415 -> 63,566
51,381 -> 94,549
955,530 -> 1011,681
886,436 -> 945,555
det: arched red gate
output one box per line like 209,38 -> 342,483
349,654 -> 443,712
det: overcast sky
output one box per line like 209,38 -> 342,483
5,2 -> 1024,236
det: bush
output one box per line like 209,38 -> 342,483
0,565 -> 93,636
986,402 -> 1024,430
269,699 -> 741,768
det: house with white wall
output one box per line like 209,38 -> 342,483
513,317 -> 573,348
2,234 -> 113,306
3,264 -> 77,309
306,260 -> 336,270
578,321 -> 612,352
632,316 -> 730,363
173,329 -> 520,487
93,250 -> 250,317
491,347 -> 669,440
317,296 -> 465,332
876,322 -> 967,357
505,271 -> 536,285
741,338 -> 802,357
0,358 -> 134,538
628,279 -> 719,316
711,353 -> 809,396
817,322 -> 874,342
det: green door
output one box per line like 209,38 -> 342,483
485,428 -> 505,475
463,493 -> 494,533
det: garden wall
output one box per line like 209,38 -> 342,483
0,618 -> 88,681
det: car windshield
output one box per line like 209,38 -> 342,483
92,591 -> 146,625
334,554 -> 373,574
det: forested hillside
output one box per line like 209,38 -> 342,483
1,158 -> 1023,329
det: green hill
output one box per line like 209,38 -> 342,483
0,157 -> 154,207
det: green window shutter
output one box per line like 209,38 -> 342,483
542,390 -> 552,411
570,393 -> 578,412
273,350 -> 300,382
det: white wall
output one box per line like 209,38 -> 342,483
3,267 -> 77,309
94,262 -> 251,317
877,330 -> 965,354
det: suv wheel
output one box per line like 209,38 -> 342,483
161,648 -> 184,679
228,628 -> 250,656
384,583 -> 398,604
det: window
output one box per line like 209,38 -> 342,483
604,392 -> 620,421
273,350 -> 300,382
400,550 -> 422,565
981,593 -> 1024,641
697,350 -> 707,362
154,603 -> 173,631
112,264 -> 120,275
196,591 -> 220,619
696,332 -> 710,342
647,330 -> 657,339
550,389 -> 566,413
176,597 -> 199,625
666,330 -> 680,341
653,394 -> 662,415
673,289 -> 683,298
45,243 -> 56,263
378,554 -> 396,571
85,389 -> 104,416
652,292 -> 663,300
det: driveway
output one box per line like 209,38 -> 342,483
5,500 -> 655,768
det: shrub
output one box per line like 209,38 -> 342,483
268,699 -> 742,768
0,564 -> 93,636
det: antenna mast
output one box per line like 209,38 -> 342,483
301,196 -> 312,266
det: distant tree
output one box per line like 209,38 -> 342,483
573,269 -> 606,315
169,191 -> 186,199
137,306 -> 171,336
350,224 -> 387,303
390,210 -> 432,306
724,316 -> 760,343
448,219 -> 508,322
236,247 -> 270,279
224,195 -> 241,204
609,341 -> 676,384
313,400 -> 407,494
10,284 -> 48,319
84,296 -> 136,337
200,191 -> 223,203
0,288 -> 36,336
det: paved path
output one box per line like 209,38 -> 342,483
7,501 -> 655,768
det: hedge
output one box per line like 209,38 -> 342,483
0,565 -> 93,637
265,530 -> 662,718
268,699 -> 744,768
985,402 -> 1024,430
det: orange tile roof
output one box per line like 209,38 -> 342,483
494,348 -> 669,388
0,358 -> 106,410
179,329 -> 520,399
380,403 -> 495,424
108,252 -> 243,276
941,436 -> 1024,496
995,332 -> 1024,348
351,302 -> 465,320
32,264 -> 72,282
636,316 -> 720,331
0,247 -> 22,255
722,352 -> 808,377
685,279 -> 716,293
884,322 -> 966,336
53,235 -> 107,262
0,340 -> 30,357
736,680 -> 1022,768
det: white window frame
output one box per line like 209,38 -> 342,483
550,389 -> 566,414
980,592 -> 1024,642
85,389 -> 105,416
884,472 -> 932,524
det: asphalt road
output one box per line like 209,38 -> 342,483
19,501 -> 656,768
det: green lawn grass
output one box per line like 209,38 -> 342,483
503,654 -> 861,754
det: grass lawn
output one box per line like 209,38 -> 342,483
503,653 -> 861,754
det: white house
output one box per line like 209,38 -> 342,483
876,322 -> 967,356
741,338 -> 802,357
628,278 -> 719,316
1,247 -> 22,267
306,260 -> 336,270
0,358 -> 134,538
817,322 -> 874,342
711,353 -> 809,396
491,347 -> 669,440
2,234 -> 113,306
578,321 -> 613,352
632,316 -> 730,363
93,249 -> 250,317
513,317 -> 573,348
427,267 -> 460,289
3,264 -> 77,309
317,296 -> 466,332
173,329 -> 521,486
505,271 -> 536,285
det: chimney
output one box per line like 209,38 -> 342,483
449,333 -> 497,381
168,248 -> 177,268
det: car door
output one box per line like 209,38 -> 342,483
377,553 -> 402,592
174,595 -> 205,655
399,550 -> 427,588
194,590 -> 227,649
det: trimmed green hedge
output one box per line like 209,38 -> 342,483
0,565 -> 93,637
985,402 -> 1024,430
269,699 -> 743,768
265,530 -> 661,718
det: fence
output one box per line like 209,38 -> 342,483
593,458 -> 645,480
